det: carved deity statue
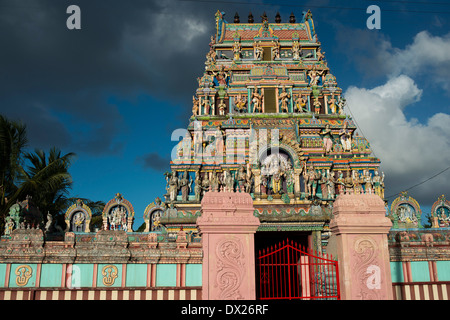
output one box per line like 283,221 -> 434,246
321,124 -> 333,154
316,47 -> 325,61
179,171 -> 192,201
372,170 -> 385,198
234,94 -> 247,113
236,165 -> 246,192
339,121 -> 352,152
271,40 -> 280,60
168,170 -> 179,202
192,96 -> 199,116
194,170 -> 202,201
254,41 -> 263,60
218,99 -> 226,115
292,41 -> 301,60
279,86 -> 290,113
308,67 -> 325,86
233,40 -> 241,60
294,95 -> 307,113
224,169 -> 234,192
252,90 -> 263,113
328,95 -> 337,114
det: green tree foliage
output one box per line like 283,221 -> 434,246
0,114 -> 103,233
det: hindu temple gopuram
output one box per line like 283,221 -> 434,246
1,10 -> 450,301
161,10 -> 383,253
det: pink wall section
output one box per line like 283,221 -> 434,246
198,190 -> 260,300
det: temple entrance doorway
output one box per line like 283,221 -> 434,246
254,231 -> 340,300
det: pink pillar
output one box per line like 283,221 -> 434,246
329,192 -> 393,300
197,190 -> 260,300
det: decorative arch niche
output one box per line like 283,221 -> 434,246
102,193 -> 135,232
64,199 -> 92,233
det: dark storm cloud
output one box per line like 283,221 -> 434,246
0,0 -> 293,155
0,0 -> 214,153
136,152 -> 171,172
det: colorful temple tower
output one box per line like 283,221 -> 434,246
160,11 -> 384,253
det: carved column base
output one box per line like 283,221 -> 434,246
197,191 -> 260,300
329,193 -> 393,300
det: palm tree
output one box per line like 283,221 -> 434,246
0,115 -> 28,218
16,148 -> 76,220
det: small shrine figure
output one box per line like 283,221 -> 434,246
179,171 -> 192,201
224,169 -> 234,192
261,174 -> 268,195
308,67 -> 325,86
328,95 -> 337,114
254,41 -> 263,60
279,86 -> 290,113
271,40 -> 280,60
326,170 -> 336,199
194,170 -> 202,201
192,96 -> 199,116
271,168 -> 284,195
213,65 -> 229,87
339,122 -> 352,152
292,41 -> 301,60
233,40 -> 241,60
320,124 -> 333,154
363,170 -> 373,194
352,170 -> 363,194
202,97 -> 212,115
336,170 -> 345,194
294,94 -> 307,112
167,170 -> 179,202
210,171 -> 220,191
201,173 -> 211,196
313,96 -> 321,114
372,170 -> 385,198
72,211 -> 85,232
252,90 -> 263,113
4,217 -> 14,235
316,47 -> 325,61
234,94 -> 247,113
236,165 -> 246,192
218,99 -> 226,115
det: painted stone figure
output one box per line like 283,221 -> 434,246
279,86 -> 290,113
339,122 -> 352,152
168,170 -> 179,202
179,171 -> 192,201
321,124 -> 333,154
294,95 -> 307,113
252,90 -> 263,113
192,96 -> 199,116
234,94 -> 247,113
372,170 -> 385,198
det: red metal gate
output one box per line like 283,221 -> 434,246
257,239 -> 340,300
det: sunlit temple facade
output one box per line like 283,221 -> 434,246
0,10 -> 449,301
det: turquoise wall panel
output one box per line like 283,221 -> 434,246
156,264 -> 177,287
410,261 -> 430,282
185,264 -> 202,287
71,264 -> 94,288
40,264 -> 62,287
436,261 -> 450,281
0,264 -> 7,287
97,264 -> 122,288
126,264 -> 147,287
9,264 -> 37,288
390,261 -> 404,283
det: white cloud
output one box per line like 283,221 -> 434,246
345,75 -> 450,204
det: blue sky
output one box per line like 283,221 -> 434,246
1,0 -> 449,228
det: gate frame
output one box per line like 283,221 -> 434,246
257,238 -> 340,300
